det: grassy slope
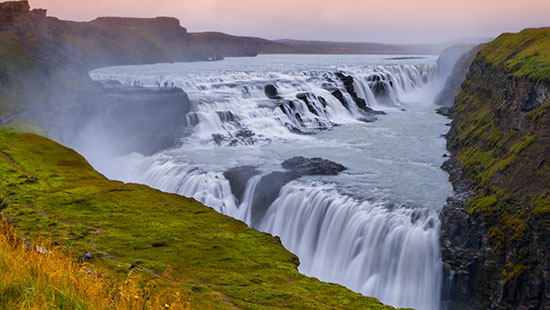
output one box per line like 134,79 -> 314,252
449,28 -> 550,282
0,219 -> 196,309
478,28 -> 550,81
0,129 -> 393,310
0,12 -> 397,309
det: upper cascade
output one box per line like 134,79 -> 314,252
90,60 -> 437,148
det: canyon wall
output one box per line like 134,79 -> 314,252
440,28 -> 550,310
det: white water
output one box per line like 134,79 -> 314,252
88,54 -> 453,310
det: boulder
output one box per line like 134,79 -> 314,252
223,166 -> 261,202
248,157 -> 347,227
281,156 -> 346,176
264,84 -> 281,99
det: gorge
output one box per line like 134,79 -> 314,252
0,1 -> 549,310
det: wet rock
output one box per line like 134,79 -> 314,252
211,134 -> 226,146
334,72 -> 385,116
224,166 -> 261,202
249,157 -> 347,227
436,106 -> 452,118
235,129 -> 255,139
282,156 -> 346,176
216,111 -> 237,123
296,93 -> 319,116
251,171 -> 298,226
331,89 -> 349,109
264,84 -> 282,99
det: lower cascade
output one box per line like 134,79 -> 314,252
81,55 -> 453,310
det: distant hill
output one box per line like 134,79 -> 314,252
190,32 -> 301,57
272,39 -> 444,55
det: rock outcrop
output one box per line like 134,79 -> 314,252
440,28 -> 550,310
226,157 -> 347,227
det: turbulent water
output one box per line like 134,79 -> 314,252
88,55 -> 453,310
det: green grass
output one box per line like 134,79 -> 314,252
478,28 -> 550,81
0,129 -> 394,310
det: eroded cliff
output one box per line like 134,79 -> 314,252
440,28 -> 550,310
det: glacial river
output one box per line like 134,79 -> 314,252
87,54 -> 453,310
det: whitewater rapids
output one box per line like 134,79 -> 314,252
84,54 -> 452,310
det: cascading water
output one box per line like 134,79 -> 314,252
85,55 -> 453,310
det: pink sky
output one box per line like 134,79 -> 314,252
28,0 -> 550,43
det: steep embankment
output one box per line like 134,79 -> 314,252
440,28 -> 550,309
0,2 -> 395,309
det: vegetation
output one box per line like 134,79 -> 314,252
478,28 -> 550,81
0,217 -> 197,309
0,8 -> 398,307
449,28 -> 550,288
0,129 -> 393,309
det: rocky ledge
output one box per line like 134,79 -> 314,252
224,157 -> 346,227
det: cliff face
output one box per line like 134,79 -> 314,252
440,28 -> 550,309
0,2 -> 201,154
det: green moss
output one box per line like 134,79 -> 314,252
0,129 -> 393,309
449,28 -> 550,295
532,193 -> 550,217
468,195 -> 497,214
478,28 -> 550,80
502,264 -> 528,282
509,134 -> 537,154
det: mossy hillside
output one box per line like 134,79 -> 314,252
448,29 -> 550,284
478,28 -> 550,81
0,129 -> 394,310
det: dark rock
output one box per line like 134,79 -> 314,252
331,89 -> 349,109
216,111 -> 237,123
334,72 -> 385,116
358,116 -> 377,123
436,107 -> 453,118
249,157 -> 347,227
0,1 -> 30,27
521,88 -> 541,112
80,252 -> 95,261
250,171 -> 298,226
440,54 -> 550,309
152,241 -> 167,248
282,156 -> 346,176
31,9 -> 47,17
224,166 -> 261,203
296,93 -> 319,116
211,134 -> 226,146
235,129 -> 255,139
264,84 -> 282,99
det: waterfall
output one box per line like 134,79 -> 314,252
260,182 -> 442,310
90,62 -> 437,146
89,55 -> 449,310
